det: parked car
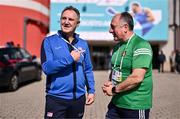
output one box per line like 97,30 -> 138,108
0,46 -> 42,91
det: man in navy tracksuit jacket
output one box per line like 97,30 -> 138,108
41,6 -> 95,119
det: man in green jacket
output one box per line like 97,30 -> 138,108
102,12 -> 153,119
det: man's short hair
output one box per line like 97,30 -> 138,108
132,2 -> 140,7
61,6 -> 80,20
120,12 -> 134,31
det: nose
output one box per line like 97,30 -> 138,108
64,19 -> 69,24
109,27 -> 113,33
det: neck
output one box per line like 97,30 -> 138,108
123,32 -> 134,41
68,36 -> 74,43
62,32 -> 74,43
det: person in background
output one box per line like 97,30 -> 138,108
157,50 -> 166,73
6,41 -> 14,47
17,44 -> 21,48
102,12 -> 153,119
175,49 -> 180,73
41,6 -> 95,119
169,50 -> 175,72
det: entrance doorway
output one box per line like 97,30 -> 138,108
91,46 -> 111,70
90,44 -> 159,70
151,45 -> 159,69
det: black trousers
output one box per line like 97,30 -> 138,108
44,94 -> 86,119
106,102 -> 150,119
158,62 -> 164,72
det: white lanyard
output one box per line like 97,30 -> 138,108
57,33 -> 78,51
57,33 -> 84,58
113,34 -> 134,70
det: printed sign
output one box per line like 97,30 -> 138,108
50,0 -> 168,41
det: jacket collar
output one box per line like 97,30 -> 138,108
57,30 -> 79,44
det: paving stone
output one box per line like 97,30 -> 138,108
0,71 -> 180,119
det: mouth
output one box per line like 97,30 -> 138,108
112,35 -> 119,41
63,25 -> 70,29
113,34 -> 117,38
62,23 -> 71,28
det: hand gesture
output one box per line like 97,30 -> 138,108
71,50 -> 81,62
102,81 -> 113,96
86,93 -> 95,105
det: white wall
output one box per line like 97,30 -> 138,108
161,0 -> 179,71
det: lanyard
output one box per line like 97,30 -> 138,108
113,33 -> 134,70
57,33 -> 84,58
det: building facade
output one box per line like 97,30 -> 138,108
0,0 -> 50,57
50,0 -> 180,71
1,0 -> 179,71
162,0 -> 180,71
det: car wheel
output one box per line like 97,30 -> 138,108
36,69 -> 42,81
9,74 -> 19,91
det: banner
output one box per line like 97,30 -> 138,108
50,0 -> 168,41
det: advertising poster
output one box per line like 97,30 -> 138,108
50,0 -> 168,41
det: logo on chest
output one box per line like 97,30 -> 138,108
54,46 -> 62,50
122,51 -> 126,57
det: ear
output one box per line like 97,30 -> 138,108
77,21 -> 80,26
124,24 -> 128,33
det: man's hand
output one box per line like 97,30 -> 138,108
102,81 -> 114,96
71,50 -> 81,62
86,93 -> 95,105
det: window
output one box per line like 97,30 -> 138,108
20,49 -> 31,59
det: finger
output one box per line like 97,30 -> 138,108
86,98 -> 94,105
104,92 -> 108,96
104,82 -> 108,85
104,82 -> 112,86
107,81 -> 113,86
102,89 -> 106,94
102,86 -> 106,89
102,87 -> 107,92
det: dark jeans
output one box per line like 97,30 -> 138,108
158,62 -> 164,72
106,102 -> 150,119
44,94 -> 86,119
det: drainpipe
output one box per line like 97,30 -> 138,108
169,0 -> 178,51
23,17 -> 28,49
173,0 -> 176,50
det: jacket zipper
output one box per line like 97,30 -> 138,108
67,40 -> 77,100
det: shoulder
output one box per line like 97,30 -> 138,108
133,35 -> 151,49
77,36 -> 89,46
78,37 -> 86,42
143,7 -> 152,13
132,35 -> 152,56
44,34 -> 58,41
43,34 -> 60,45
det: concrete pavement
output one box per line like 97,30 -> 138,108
0,71 -> 180,119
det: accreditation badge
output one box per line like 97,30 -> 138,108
111,68 -> 122,85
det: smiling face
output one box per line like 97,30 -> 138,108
60,10 -> 80,36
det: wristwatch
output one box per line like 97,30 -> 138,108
111,86 -> 118,95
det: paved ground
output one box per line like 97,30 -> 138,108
0,71 -> 180,119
